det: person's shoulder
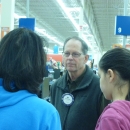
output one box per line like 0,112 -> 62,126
97,106 -> 123,130
26,96 -> 61,129
25,95 -> 57,113
101,105 -> 119,119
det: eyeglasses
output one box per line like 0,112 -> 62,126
63,52 -> 83,58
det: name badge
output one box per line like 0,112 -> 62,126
62,93 -> 74,106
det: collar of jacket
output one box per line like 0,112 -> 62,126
56,65 -> 95,91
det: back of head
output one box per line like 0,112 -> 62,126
63,36 -> 88,54
0,28 -> 46,94
99,48 -> 130,82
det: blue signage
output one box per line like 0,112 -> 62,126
19,18 -> 35,31
53,45 -> 59,54
89,55 -> 93,60
115,16 -> 130,36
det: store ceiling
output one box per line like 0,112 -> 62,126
14,0 -> 130,54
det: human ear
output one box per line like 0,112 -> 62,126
107,69 -> 115,82
84,55 -> 89,63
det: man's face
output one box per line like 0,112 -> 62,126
63,39 -> 88,73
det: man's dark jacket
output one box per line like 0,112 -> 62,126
50,66 -> 106,130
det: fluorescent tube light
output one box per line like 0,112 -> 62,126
56,0 -> 94,51
35,27 -> 63,46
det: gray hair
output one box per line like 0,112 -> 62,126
63,36 -> 88,54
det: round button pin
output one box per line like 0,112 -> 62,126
62,93 -> 74,106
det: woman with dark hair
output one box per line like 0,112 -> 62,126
95,48 -> 130,130
0,28 -> 61,130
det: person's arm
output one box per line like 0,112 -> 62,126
95,117 -> 121,130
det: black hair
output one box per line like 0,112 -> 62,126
63,36 -> 88,54
99,48 -> 130,100
0,28 -> 47,94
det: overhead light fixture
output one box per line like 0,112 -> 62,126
56,0 -> 79,31
44,47 -> 53,53
14,13 -> 63,47
14,13 -> 26,19
82,34 -> 93,50
35,27 -> 63,46
56,0 -> 94,51
66,7 -> 81,12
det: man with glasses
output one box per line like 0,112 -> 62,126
50,36 -> 110,130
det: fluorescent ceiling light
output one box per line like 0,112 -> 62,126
44,47 -> 53,53
67,7 -> 80,12
14,13 -> 26,19
35,27 -> 63,46
56,0 -> 79,31
56,0 -> 94,51
14,13 -> 54,52
14,13 -> 63,46
82,34 -> 93,50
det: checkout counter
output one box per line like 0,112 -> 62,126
41,68 -> 62,101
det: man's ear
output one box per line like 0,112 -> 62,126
107,69 -> 115,82
84,55 -> 89,63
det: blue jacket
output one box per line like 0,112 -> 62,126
0,78 -> 61,130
